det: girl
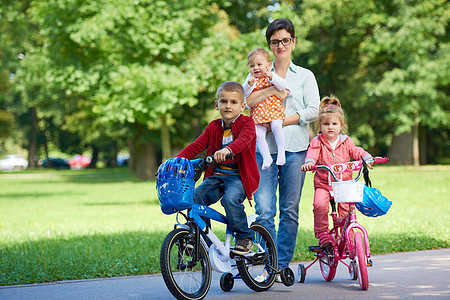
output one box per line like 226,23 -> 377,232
243,48 -> 287,170
301,95 -> 373,248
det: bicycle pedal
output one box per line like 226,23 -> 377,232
308,246 -> 323,252
367,259 -> 373,267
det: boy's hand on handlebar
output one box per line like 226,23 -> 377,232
301,162 -> 314,172
214,148 -> 231,163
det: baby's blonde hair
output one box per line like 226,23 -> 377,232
247,48 -> 271,64
318,94 -> 347,134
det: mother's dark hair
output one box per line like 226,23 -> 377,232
266,18 -> 296,44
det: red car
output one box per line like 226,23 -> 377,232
68,155 -> 91,169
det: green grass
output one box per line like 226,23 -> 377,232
0,166 -> 448,285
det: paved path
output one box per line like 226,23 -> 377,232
1,248 -> 449,299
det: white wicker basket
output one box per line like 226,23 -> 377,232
332,181 -> 365,203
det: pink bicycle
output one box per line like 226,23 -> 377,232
298,157 -> 390,290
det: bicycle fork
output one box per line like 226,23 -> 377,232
345,205 -> 372,267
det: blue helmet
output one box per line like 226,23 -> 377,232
356,185 -> 392,217
157,157 -> 194,183
156,157 -> 195,215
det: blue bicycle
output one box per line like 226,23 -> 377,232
157,156 -> 294,300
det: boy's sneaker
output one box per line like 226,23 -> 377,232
254,270 -> 268,282
233,238 -> 253,255
275,274 -> 282,283
255,270 -> 282,283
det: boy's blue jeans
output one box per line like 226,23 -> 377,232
254,151 -> 306,269
194,175 -> 253,240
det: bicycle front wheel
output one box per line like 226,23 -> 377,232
160,228 -> 212,300
236,222 -> 278,292
354,231 -> 369,290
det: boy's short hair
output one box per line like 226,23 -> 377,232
216,81 -> 244,103
266,18 -> 296,44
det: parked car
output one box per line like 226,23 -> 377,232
0,155 -> 28,171
42,157 -> 70,169
68,155 -> 91,169
117,155 -> 129,167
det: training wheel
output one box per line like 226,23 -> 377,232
298,264 -> 306,283
280,267 -> 295,286
349,261 -> 357,280
220,272 -> 234,292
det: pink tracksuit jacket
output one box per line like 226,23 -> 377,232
305,133 -> 373,190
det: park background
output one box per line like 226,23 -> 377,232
0,0 -> 448,285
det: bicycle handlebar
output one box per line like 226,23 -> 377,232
307,157 -> 388,182
373,157 -> 389,164
192,153 -> 234,181
205,153 -> 234,164
309,157 -> 389,172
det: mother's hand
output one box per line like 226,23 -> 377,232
246,86 -> 289,108
273,89 -> 289,101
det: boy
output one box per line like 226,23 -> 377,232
177,81 -> 259,255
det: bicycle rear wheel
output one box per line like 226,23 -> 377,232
354,231 -> 369,290
160,228 -> 212,300
319,247 -> 337,281
236,222 -> 278,292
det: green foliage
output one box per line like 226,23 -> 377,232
1,0 -> 448,166
218,0 -> 279,33
0,110 -> 14,140
0,0 -> 37,143
16,0 -> 254,165
273,0 -> 449,157
28,0 -> 226,123
361,0 -> 449,134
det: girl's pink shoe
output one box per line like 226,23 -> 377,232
318,232 -> 332,248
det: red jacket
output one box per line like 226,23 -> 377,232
177,114 -> 259,200
305,133 -> 372,190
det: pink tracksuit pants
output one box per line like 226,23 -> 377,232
313,188 -> 349,238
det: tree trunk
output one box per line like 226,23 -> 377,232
128,139 -> 136,172
135,141 -> 156,180
87,146 -> 99,169
27,107 -> 39,168
160,113 -> 171,162
419,125 -> 427,165
41,121 -> 50,163
412,114 -> 420,168
387,131 -> 412,165
132,123 -> 157,180
112,142 -> 118,168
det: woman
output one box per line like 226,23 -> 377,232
246,18 -> 320,273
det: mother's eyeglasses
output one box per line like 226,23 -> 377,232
268,37 -> 294,47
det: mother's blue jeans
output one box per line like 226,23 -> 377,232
254,151 -> 306,269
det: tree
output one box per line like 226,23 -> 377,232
271,0 -> 449,164
25,0 -> 255,179
0,0 -> 40,163
360,0 -> 449,165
